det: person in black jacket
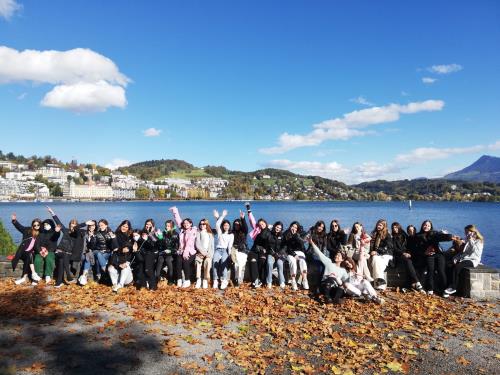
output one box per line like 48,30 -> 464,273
326,220 -> 347,260
416,220 -> 456,295
11,213 -> 42,285
33,218 -> 59,284
78,220 -> 98,286
231,211 -> 249,286
94,219 -> 118,283
109,242 -> 134,293
137,219 -> 160,290
283,221 -> 309,291
265,221 -> 286,289
391,222 -> 424,292
369,219 -> 394,291
249,218 -> 271,288
156,220 -> 179,285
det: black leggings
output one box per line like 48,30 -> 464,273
21,251 -> 33,277
55,251 -> 72,285
399,256 -> 420,284
450,260 -> 474,290
320,278 -> 344,303
175,254 -> 195,281
156,253 -> 174,282
248,251 -> 267,283
143,251 -> 158,290
425,253 -> 447,291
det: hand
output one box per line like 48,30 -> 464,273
245,202 -> 251,211
222,209 -> 228,217
109,232 -> 116,239
370,251 -> 377,257
453,258 -> 458,264
11,213 -> 16,221
85,220 -> 94,226
119,263 -> 126,269
213,209 -> 219,219
46,206 -> 55,216
133,242 -> 138,252
141,233 -> 148,240
122,247 -> 129,253
239,210 -> 245,219
55,224 -> 62,232
169,206 -> 177,212
403,252 -> 411,258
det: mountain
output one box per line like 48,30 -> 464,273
444,155 -> 500,183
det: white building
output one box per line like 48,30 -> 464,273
63,181 -> 113,199
112,189 -> 136,199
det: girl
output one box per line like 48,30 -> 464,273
347,222 -> 373,282
444,225 -> 484,297
34,218 -> 59,284
156,220 -> 179,285
170,206 -> 197,288
231,210 -> 249,287
11,213 -> 42,285
391,222 -> 424,292
247,202 -> 269,288
139,219 -> 160,290
212,210 -> 234,290
78,220 -> 98,286
109,243 -> 134,292
369,219 -> 394,291
194,218 -> 214,289
283,221 -> 309,290
342,257 -> 384,304
266,221 -> 286,289
94,219 -> 118,283
326,219 -> 347,259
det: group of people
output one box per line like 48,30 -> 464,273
10,203 -> 484,304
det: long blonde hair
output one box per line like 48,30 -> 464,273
464,224 -> 484,242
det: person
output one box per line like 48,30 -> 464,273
266,221 -> 286,289
138,219 -> 160,290
156,220 -> 179,285
231,210 -> 249,287
93,219 -> 118,283
212,210 -> 234,290
194,218 -> 214,289
347,222 -> 373,281
342,257 -> 384,304
170,206 -> 197,288
247,203 -> 269,288
308,237 -> 349,304
34,218 -> 59,284
391,222 -> 424,292
416,220 -> 454,295
326,219 -> 347,259
78,220 -> 98,286
283,221 -> 309,290
11,213 -> 42,285
444,225 -> 484,297
369,219 -> 394,291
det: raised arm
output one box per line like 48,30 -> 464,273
214,209 -> 227,236
309,239 -> 330,266
239,210 -> 249,234
11,213 -> 27,233
170,206 -> 182,228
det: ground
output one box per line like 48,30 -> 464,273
0,279 -> 498,375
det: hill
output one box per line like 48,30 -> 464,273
444,155 -> 500,183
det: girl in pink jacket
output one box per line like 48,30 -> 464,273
170,206 -> 197,288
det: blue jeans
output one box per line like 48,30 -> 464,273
212,248 -> 228,280
81,252 -> 92,272
266,255 -> 285,285
95,251 -> 110,273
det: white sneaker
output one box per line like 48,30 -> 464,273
291,280 -> 298,291
253,279 -> 262,288
220,279 -> 228,290
182,280 -> 191,288
280,283 -> 286,289
54,283 -> 63,289
302,279 -> 309,290
427,290 -> 434,296
112,284 -> 122,293
444,287 -> 456,295
15,275 -> 27,285
45,276 -> 51,284
213,280 -> 219,289
31,281 -> 38,286
78,274 -> 88,286
32,272 -> 41,282
177,279 -> 183,287
267,283 -> 272,289
195,279 -> 202,289
202,279 -> 208,289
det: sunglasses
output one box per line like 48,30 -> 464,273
33,224 -> 40,228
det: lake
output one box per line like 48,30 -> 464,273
1,201 -> 498,268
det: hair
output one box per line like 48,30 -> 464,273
98,219 -> 109,226
31,218 -> 42,237
220,219 -> 231,234
406,225 -> 416,236
272,221 -> 283,234
331,249 -> 345,263
371,219 -> 388,250
116,220 -> 133,236
391,222 -> 406,237
284,221 -> 303,240
143,218 -> 155,232
87,220 -> 97,234
69,219 -> 79,232
347,222 -> 363,246
164,219 -> 175,231
329,219 -> 341,234
464,224 -> 484,242
182,218 -> 193,230
419,220 -> 433,234
198,218 -> 213,234
342,257 -> 357,273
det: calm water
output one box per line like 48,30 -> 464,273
1,201 -> 498,267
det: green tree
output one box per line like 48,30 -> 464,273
136,186 -> 151,200
0,219 -> 17,256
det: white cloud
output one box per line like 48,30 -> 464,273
260,100 -> 445,154
428,64 -> 463,74
0,46 -> 130,112
350,96 -> 374,106
41,81 -> 127,112
0,0 -> 21,20
143,127 -> 162,137
104,158 -> 131,170
422,77 -> 437,84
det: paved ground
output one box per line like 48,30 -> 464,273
0,279 -> 498,374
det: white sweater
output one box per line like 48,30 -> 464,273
311,242 -> 348,283
454,238 -> 483,267
215,214 -> 234,251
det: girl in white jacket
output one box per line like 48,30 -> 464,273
195,219 -> 214,289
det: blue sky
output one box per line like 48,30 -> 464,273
0,0 -> 499,183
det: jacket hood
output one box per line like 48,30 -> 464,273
41,218 -> 55,233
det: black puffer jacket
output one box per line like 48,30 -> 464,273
52,215 -> 86,255
392,232 -> 408,257
252,227 -> 272,255
37,219 -> 59,253
326,230 -> 347,256
370,233 -> 394,256
95,230 -> 118,252
232,217 -> 249,252
158,229 -> 179,255
283,230 -> 305,257
415,231 -> 453,256
11,219 -> 41,271
267,231 -> 286,259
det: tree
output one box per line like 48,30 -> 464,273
0,219 -> 17,256
136,187 -> 151,200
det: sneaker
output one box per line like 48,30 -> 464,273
66,277 -> 77,284
220,279 -> 228,290
45,276 -> 52,284
280,283 -> 286,289
15,276 -> 27,285
112,284 -> 122,293
195,278 -> 202,289
373,296 -> 385,305
444,287 -> 456,295
213,280 -> 219,289
253,279 -> 262,288
32,272 -> 41,282
31,281 -> 38,286
443,293 -> 450,298
291,280 -> 298,291
238,278 -> 244,286
302,279 -> 309,290
177,279 -> 183,287
267,283 -> 272,289
181,280 -> 191,288
202,279 -> 208,289
376,279 -> 387,291
54,283 -> 63,288
427,290 -> 434,296
412,282 -> 424,292
78,274 -> 88,286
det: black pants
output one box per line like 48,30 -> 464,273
55,251 -> 72,285
248,251 -> 267,283
320,278 -> 344,304
399,256 -> 420,284
156,253 -> 174,282
21,251 -> 33,277
425,253 -> 447,292
450,260 -> 474,290
143,251 -> 158,290
175,254 -> 195,281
